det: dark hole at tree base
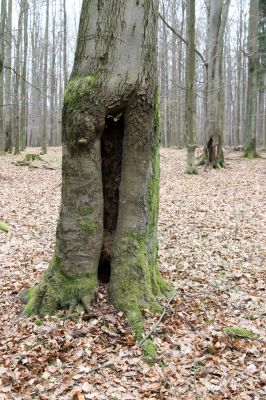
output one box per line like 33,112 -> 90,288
98,112 -> 124,283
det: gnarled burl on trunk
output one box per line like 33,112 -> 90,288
23,0 -> 172,340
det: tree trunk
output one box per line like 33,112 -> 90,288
24,0 -> 171,341
185,0 -> 197,174
205,0 -> 230,168
0,0 -> 6,152
49,12 -> 56,146
4,0 -> 12,152
41,0 -> 49,154
19,0 -> 29,150
244,0 -> 259,158
13,2 -> 23,155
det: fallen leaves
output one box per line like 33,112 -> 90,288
0,147 -> 266,399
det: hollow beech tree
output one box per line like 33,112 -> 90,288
23,0 -> 171,341
205,0 -> 230,168
244,0 -> 260,158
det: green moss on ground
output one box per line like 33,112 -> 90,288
0,220 -> 9,233
243,150 -> 260,159
25,154 -> 42,163
224,326 -> 254,339
143,339 -> 157,365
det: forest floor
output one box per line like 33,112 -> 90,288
0,147 -> 265,400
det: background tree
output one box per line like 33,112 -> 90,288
185,0 -> 197,174
0,0 -> 6,152
244,0 -> 260,158
204,0 -> 230,168
23,0 -> 171,346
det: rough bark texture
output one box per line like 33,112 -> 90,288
24,0 -> 171,340
0,0 -> 6,152
205,0 -> 230,168
185,0 -> 197,174
244,0 -> 260,158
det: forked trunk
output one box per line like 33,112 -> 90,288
24,0 -> 171,340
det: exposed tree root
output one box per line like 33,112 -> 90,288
109,232 -> 173,341
22,255 -> 97,317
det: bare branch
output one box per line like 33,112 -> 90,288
159,13 -> 207,66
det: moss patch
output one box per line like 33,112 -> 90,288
224,326 -> 254,339
64,74 -> 98,105
243,150 -> 260,159
143,339 -> 157,365
79,206 -> 94,216
0,220 -> 9,233
76,216 -> 98,232
25,154 -> 42,163
24,254 -> 97,316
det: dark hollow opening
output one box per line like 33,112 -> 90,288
98,113 -> 124,283
207,137 -> 213,163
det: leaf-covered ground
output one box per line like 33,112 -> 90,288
0,148 -> 265,400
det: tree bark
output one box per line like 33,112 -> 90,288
24,0 -> 171,341
19,0 -> 29,150
205,0 -> 230,168
13,2 -> 23,155
41,0 -> 49,154
185,0 -> 197,174
4,0 -> 12,152
244,0 -> 259,158
0,0 -> 6,152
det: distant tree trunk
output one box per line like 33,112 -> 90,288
24,0 -> 171,342
244,0 -> 259,158
177,1 -> 185,148
41,0 -> 49,154
0,0 -> 6,152
13,2 -> 23,155
4,0 -> 12,152
20,0 -> 29,150
205,0 -> 230,168
235,0 -> 243,146
185,0 -> 197,174
170,0 -> 178,147
63,0 -> 68,88
49,13 -> 56,146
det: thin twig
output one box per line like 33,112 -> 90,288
87,360 -> 114,374
139,291 -> 178,347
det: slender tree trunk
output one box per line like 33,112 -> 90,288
63,0 -> 68,89
4,0 -> 12,152
244,0 -> 259,158
24,0 -> 171,344
185,0 -> 197,174
13,3 -> 23,155
41,0 -> 49,154
235,0 -> 243,146
20,0 -> 29,150
0,0 -> 6,152
49,13 -> 56,146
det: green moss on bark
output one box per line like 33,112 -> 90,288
24,254 -> 97,316
79,206 -> 94,216
76,216 -> 99,232
64,74 -> 98,105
